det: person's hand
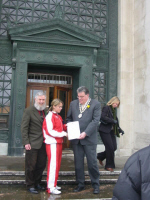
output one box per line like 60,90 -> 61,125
79,132 -> 87,139
113,120 -> 117,124
62,131 -> 67,137
25,144 -> 31,150
118,127 -> 125,135
120,130 -> 125,135
121,131 -> 124,135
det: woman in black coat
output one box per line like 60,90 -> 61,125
97,96 -> 123,172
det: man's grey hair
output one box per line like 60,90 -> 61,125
35,91 -> 46,99
77,86 -> 89,95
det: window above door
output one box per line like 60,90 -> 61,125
28,73 -> 72,85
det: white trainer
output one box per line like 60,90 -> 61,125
51,188 -> 61,194
56,185 -> 61,190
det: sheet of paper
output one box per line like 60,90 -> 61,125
67,121 -> 80,140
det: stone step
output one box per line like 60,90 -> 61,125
0,170 -> 120,185
0,170 -> 121,176
0,179 -> 117,185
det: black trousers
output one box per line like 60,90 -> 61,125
97,130 -> 117,169
72,142 -> 100,189
25,143 -> 47,188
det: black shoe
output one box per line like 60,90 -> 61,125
93,188 -> 100,194
36,184 -> 46,191
28,187 -> 38,194
73,186 -> 85,192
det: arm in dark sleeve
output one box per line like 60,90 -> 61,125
21,109 -> 30,146
66,102 -> 73,123
101,106 -> 115,124
84,102 -> 101,137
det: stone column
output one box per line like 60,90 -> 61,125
117,0 -> 134,156
8,45 -> 28,156
133,0 -> 150,151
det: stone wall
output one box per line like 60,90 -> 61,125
118,0 -> 150,156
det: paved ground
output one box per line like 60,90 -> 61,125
0,150 -> 128,171
0,184 -> 114,200
0,151 -> 129,200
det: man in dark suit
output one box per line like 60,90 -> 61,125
21,91 -> 47,194
66,86 -> 101,194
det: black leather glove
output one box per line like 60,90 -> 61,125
113,120 -> 117,124
121,130 -> 125,135
118,127 -> 125,135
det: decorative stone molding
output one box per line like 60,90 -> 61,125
8,18 -> 101,44
17,104 -> 22,109
12,62 -> 16,69
12,42 -> 17,64
19,70 -> 24,76
108,0 -> 118,99
68,56 -> 74,62
15,138 -> 20,144
0,47 -> 11,61
52,55 -> 58,61
93,48 -> 97,69
54,3 -> 63,19
84,75 -> 89,80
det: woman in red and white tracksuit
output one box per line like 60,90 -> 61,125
43,99 -> 67,195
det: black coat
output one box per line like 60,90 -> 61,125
99,105 -> 119,134
112,146 -> 150,200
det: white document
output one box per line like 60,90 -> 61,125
67,121 -> 80,140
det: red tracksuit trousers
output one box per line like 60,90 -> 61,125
46,143 -> 62,191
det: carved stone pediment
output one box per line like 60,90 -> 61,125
29,30 -> 83,42
8,18 -> 101,47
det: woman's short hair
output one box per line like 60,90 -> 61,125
49,99 -> 63,111
107,96 -> 120,107
77,86 -> 89,95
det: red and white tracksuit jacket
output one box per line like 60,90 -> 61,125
42,111 -> 67,191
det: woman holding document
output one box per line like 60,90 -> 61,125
42,99 -> 67,195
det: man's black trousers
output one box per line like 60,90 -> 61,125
25,143 -> 47,188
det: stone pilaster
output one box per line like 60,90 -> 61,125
117,0 -> 134,156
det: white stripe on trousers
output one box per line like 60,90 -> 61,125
47,144 -> 56,190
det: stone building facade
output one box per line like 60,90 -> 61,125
1,0 -> 149,157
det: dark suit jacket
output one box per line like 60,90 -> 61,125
21,106 -> 47,149
99,105 -> 119,134
66,99 -> 101,145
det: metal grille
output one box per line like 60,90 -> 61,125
0,65 -> 12,114
0,0 -> 107,45
93,71 -> 107,108
28,73 -> 72,85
